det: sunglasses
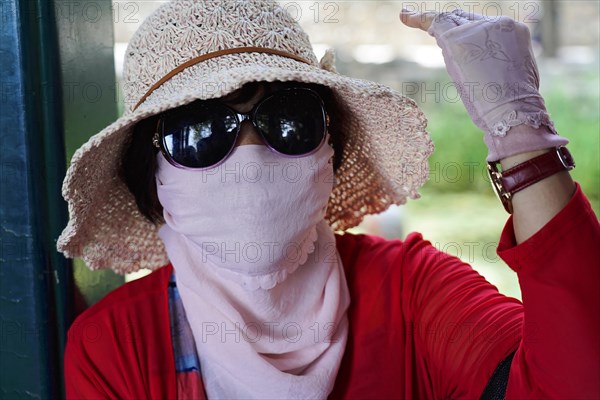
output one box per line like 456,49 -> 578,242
153,87 -> 329,170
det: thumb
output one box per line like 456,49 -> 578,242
400,9 -> 444,31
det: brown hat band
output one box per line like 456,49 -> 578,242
133,47 -> 313,111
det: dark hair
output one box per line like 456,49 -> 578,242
120,81 -> 347,225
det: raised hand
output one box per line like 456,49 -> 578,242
400,9 -> 568,162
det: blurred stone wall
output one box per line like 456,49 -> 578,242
111,1 -> 599,93
112,1 -> 600,51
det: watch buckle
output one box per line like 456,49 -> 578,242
556,146 -> 575,171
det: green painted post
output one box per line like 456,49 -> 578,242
1,0 -> 70,397
53,0 -> 125,310
0,1 -> 124,397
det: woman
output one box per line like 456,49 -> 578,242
60,1 -> 599,399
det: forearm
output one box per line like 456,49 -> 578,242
497,183 -> 600,398
499,126 -> 576,244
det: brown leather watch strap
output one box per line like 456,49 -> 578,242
488,147 -> 575,213
501,147 -> 575,193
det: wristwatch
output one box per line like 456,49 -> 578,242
487,146 -> 575,213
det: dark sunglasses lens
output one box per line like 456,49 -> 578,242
162,103 -> 238,168
254,90 -> 326,155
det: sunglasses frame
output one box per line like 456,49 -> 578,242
153,87 -> 330,170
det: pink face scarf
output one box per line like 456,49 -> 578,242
156,140 -> 350,399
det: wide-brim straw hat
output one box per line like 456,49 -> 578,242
57,0 -> 433,274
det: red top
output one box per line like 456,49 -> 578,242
64,184 -> 600,399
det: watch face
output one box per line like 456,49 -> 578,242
487,163 -> 513,214
487,147 -> 575,215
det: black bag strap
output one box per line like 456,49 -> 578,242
480,351 -> 516,400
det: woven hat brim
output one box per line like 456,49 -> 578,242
57,52 -> 433,274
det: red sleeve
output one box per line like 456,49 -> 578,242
64,327 -> 111,399
401,183 -> 599,399
499,183 -> 600,399
399,229 -> 523,399
64,265 -> 177,400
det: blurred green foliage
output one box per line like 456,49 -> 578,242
417,68 -> 599,214
400,65 -> 598,298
